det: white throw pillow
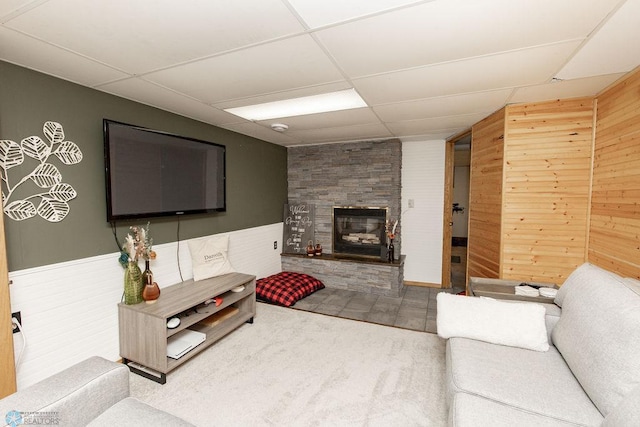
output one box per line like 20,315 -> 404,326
436,293 -> 549,352
187,235 -> 235,281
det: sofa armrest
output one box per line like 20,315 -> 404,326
88,398 -> 196,427
0,356 -> 129,427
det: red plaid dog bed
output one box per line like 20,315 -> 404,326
256,271 -> 325,307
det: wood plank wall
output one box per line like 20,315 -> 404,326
589,68 -> 640,279
501,98 -> 594,284
468,109 -> 505,279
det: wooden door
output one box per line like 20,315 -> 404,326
0,208 -> 16,398
467,109 -> 505,280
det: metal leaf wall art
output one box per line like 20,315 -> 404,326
0,121 -> 83,222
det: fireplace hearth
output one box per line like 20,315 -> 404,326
333,207 -> 387,258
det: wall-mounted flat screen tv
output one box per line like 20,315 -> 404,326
103,119 -> 226,221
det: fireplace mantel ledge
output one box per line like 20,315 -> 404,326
281,252 -> 405,267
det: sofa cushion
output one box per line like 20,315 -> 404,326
554,262 -> 615,307
89,397 -> 195,426
450,392 -> 589,427
446,338 -> 604,426
437,293 -> 549,351
623,277 -> 640,295
602,384 -> 640,427
551,267 -> 640,416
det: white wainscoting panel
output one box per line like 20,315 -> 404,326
9,222 -> 283,389
401,140 -> 446,284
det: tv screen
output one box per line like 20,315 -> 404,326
103,119 -> 226,221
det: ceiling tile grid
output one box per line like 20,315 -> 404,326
143,34 -> 346,104
1,0 -> 638,145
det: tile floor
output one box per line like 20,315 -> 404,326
288,285 -> 453,333
281,245 -> 468,334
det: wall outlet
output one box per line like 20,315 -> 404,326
273,241 -> 278,250
408,199 -> 415,208
11,311 -> 21,334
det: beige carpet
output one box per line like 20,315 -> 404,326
130,303 -> 448,426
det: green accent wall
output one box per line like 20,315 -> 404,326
0,61 -> 288,271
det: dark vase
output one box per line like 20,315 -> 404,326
142,281 -> 161,303
141,260 -> 153,287
141,260 -> 160,303
387,239 -> 395,263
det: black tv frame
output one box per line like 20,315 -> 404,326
103,119 -> 226,222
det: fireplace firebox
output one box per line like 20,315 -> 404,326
333,207 -> 387,258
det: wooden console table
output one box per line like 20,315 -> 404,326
118,272 -> 256,383
469,277 -> 559,304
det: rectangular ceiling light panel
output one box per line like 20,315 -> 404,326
224,89 -> 368,121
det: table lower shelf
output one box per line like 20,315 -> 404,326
126,313 -> 254,384
167,310 -> 254,371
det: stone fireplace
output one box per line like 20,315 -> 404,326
283,139 -> 404,297
333,207 -> 387,258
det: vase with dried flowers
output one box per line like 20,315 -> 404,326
385,219 -> 398,263
119,222 -> 158,304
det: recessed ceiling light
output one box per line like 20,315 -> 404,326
224,89 -> 367,121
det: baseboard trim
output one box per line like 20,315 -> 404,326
404,280 -> 443,289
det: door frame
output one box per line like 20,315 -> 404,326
441,129 -> 471,288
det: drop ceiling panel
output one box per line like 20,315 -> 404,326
0,27 -> 128,86
4,0 -> 305,74
286,123 -> 393,144
144,35 -> 345,104
401,131 -> 459,142
97,77 -> 243,126
256,107 -> 380,131
354,41 -> 582,105
221,122 -> 300,145
315,0 -> 619,78
0,0 -> 42,18
386,112 -> 490,135
213,82 -> 353,110
288,0 -> 424,28
374,89 -> 512,122
509,73 -> 625,104
556,0 -> 640,80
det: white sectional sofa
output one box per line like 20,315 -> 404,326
0,356 -> 192,427
439,263 -> 640,426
